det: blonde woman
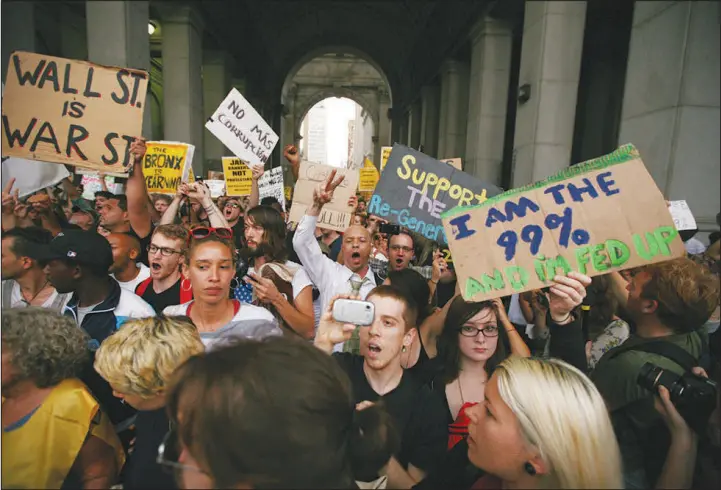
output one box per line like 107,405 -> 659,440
94,315 -> 204,490
465,356 -> 622,489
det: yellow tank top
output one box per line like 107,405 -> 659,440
2,378 -> 125,489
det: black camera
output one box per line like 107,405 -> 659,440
379,223 -> 400,235
637,362 -> 717,434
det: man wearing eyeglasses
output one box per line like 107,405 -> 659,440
134,224 -> 192,313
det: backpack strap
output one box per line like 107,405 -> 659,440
606,339 -> 698,371
134,277 -> 152,297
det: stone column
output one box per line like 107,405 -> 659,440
160,5 -> 204,170
465,17 -> 513,185
437,59 -> 470,159
202,49 -> 232,172
619,2 -> 720,231
420,84 -> 440,157
61,5 -> 88,60
86,1 -> 151,139
408,99 -> 422,149
2,2 -> 36,82
374,88 -> 392,166
511,1 -> 586,187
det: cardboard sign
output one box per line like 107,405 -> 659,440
380,146 -> 392,172
369,144 -> 502,243
258,166 -> 285,210
222,157 -> 253,196
80,173 -> 123,200
141,141 -> 193,195
289,161 -> 360,231
205,88 -> 278,167
440,157 -> 462,171
1,51 -> 148,174
668,200 -> 697,231
441,144 -> 686,302
204,179 -> 226,198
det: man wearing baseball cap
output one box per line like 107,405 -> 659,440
37,230 -> 155,345
68,201 -> 99,231
36,229 -> 155,436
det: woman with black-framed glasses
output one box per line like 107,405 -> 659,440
433,297 -> 531,451
162,227 -> 281,350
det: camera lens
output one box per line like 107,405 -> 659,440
637,363 -> 664,392
365,305 -> 371,309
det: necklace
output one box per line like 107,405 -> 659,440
21,280 -> 50,305
457,372 -> 486,405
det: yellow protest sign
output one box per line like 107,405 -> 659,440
359,157 -> 380,192
442,144 -> 685,302
380,146 -> 392,172
222,157 -> 253,196
141,141 -> 194,194
284,186 -> 293,202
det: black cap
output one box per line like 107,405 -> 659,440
33,230 -> 113,271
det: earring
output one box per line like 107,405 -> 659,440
402,345 -> 407,353
230,277 -> 240,289
524,462 -> 537,476
181,279 -> 192,292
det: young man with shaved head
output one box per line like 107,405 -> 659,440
107,233 -> 150,292
293,169 -> 379,351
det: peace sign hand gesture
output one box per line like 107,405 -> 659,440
311,169 -> 345,211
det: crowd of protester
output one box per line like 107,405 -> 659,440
2,139 -> 720,490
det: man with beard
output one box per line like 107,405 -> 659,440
314,286 -> 447,487
107,233 -> 150,293
1,226 -> 70,311
293,169 -> 379,351
133,224 -> 192,313
241,205 -> 315,338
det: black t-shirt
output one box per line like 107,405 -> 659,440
123,408 -> 177,490
332,353 -> 447,475
140,278 -> 182,313
128,223 -> 154,267
286,228 -> 300,264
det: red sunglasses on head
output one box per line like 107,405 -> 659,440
188,226 -> 233,241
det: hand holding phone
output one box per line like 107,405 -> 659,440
378,223 -> 400,235
332,298 -> 375,326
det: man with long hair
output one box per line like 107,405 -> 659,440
241,205 -> 315,339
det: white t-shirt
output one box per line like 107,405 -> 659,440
112,263 -> 151,293
163,301 -> 281,351
1,280 -> 71,312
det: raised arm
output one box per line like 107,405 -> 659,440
248,164 -> 264,210
492,298 -> 530,357
126,138 -> 153,238
183,182 -> 229,228
313,295 -> 356,354
1,178 -> 18,231
292,169 -> 346,288
282,144 -> 301,182
158,188 -> 186,225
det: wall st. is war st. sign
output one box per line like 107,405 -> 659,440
2,51 -> 148,175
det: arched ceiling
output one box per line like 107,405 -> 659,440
198,0 -> 494,109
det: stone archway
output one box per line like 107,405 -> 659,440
280,47 -> 393,178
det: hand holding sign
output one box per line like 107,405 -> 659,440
312,169 -> 345,209
129,137 -> 147,167
547,272 -> 591,322
251,164 -> 265,181
2,178 -> 18,214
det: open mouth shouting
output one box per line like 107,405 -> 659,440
367,341 -> 382,359
150,260 -> 164,276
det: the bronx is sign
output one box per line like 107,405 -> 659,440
442,144 -> 686,302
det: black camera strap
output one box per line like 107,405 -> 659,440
605,339 -> 698,371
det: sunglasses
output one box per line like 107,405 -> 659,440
189,226 -> 233,241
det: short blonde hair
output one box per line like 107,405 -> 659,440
495,356 -> 622,489
95,315 -> 204,398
